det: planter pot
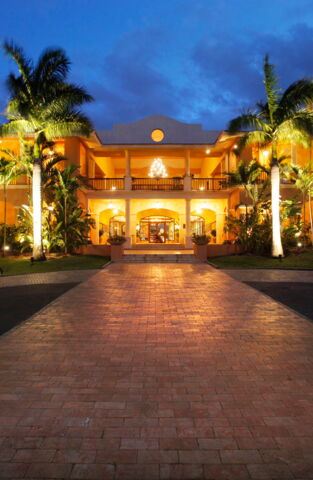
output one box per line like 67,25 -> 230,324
110,244 -> 124,261
193,243 -> 208,261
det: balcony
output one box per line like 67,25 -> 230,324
132,177 -> 184,191
192,178 -> 228,191
88,178 -> 124,190
87,177 -> 231,192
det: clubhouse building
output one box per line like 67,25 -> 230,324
1,114 -> 310,249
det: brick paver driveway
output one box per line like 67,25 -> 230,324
1,263 -> 313,480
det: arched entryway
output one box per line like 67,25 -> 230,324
136,208 -> 180,244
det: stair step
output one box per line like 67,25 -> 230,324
120,254 -> 202,263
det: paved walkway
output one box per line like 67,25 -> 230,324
1,264 -> 313,480
223,269 -> 313,283
0,270 -> 98,288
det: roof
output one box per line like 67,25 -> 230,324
96,115 -> 222,146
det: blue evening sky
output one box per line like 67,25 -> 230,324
1,0 -> 313,130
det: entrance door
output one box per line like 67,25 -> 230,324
149,222 -> 166,243
139,216 -> 178,244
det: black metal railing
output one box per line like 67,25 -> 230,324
132,177 -> 184,191
192,177 -> 229,191
88,178 -> 124,190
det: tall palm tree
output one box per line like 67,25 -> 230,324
0,41 -> 93,260
228,56 -> 313,257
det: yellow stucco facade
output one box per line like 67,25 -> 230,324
1,115 -> 312,248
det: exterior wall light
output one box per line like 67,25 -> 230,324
205,149 -> 211,154
111,186 -> 117,190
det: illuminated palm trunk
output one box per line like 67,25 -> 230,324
32,159 -> 45,260
271,161 -> 284,257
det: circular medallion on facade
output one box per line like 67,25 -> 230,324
151,129 -> 165,142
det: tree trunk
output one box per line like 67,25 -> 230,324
32,159 -> 45,261
271,159 -> 284,257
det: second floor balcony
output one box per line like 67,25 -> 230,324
87,176 -> 229,192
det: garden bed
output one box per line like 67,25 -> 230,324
0,255 -> 109,276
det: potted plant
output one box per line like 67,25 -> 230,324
107,235 -> 126,261
192,234 -> 210,260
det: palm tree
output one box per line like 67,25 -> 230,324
0,41 -> 93,260
53,164 -> 92,253
226,160 -> 268,209
0,155 -> 21,255
228,56 -> 313,257
289,163 -> 313,245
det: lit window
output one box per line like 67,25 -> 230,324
151,129 -> 165,142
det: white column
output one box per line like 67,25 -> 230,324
185,198 -> 192,248
185,149 -> 190,176
124,150 -> 132,190
184,149 -> 192,191
125,198 -> 131,247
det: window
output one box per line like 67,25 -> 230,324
151,129 -> 165,142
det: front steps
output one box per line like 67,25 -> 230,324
121,253 -> 202,263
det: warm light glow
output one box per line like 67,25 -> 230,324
113,208 -> 119,215
32,161 -> 42,259
263,150 -> 269,157
205,149 -> 211,154
48,149 -> 54,156
203,203 -> 210,209
4,245 -> 10,251
47,205 -> 54,211
154,202 -> 161,209
297,242 -> 302,247
271,164 -> 284,257
136,225 -> 140,231
199,186 -> 205,191
196,208 -> 202,214
108,203 -> 114,209
233,144 -> 238,149
151,129 -> 165,142
111,186 -> 117,190
295,231 -> 301,237
148,158 -> 168,178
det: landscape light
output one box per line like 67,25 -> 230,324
4,245 -> 10,251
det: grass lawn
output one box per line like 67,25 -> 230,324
210,251 -> 313,269
0,255 -> 110,276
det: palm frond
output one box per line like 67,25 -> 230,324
277,78 -> 313,120
34,48 -> 70,86
227,112 -> 270,134
3,40 -> 33,99
263,55 -> 281,124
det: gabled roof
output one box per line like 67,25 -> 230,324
96,114 -> 222,145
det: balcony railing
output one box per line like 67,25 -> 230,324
88,178 -> 124,190
132,177 -> 184,191
192,178 -> 229,191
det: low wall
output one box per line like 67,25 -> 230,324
207,244 -> 243,258
79,244 -> 111,257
